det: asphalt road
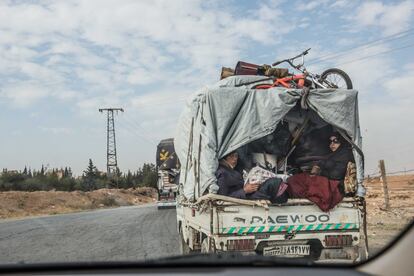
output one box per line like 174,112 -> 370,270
0,204 -> 179,264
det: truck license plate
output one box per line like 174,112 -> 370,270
263,245 -> 310,256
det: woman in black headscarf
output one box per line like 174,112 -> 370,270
287,132 -> 354,212
311,132 -> 354,180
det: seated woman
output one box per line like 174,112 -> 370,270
216,151 -> 288,204
313,133 -> 355,180
287,132 -> 354,212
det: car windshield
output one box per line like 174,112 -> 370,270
0,0 -> 413,268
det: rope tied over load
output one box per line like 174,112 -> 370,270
300,86 -> 310,110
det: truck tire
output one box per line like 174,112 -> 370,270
179,229 -> 191,255
357,244 -> 369,262
201,238 -> 209,253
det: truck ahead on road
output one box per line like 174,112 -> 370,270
174,76 -> 368,262
156,138 -> 180,209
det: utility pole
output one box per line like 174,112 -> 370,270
99,108 -> 124,184
379,159 -> 390,210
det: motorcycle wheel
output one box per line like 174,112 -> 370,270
319,68 -> 353,89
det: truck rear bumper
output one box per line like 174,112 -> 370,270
214,246 -> 360,263
157,201 -> 177,209
213,235 -> 362,262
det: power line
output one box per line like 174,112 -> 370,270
308,28 -> 414,65
118,122 -> 155,147
121,115 -> 152,138
335,43 -> 414,66
370,142 -> 414,153
131,95 -> 188,109
122,113 -> 157,141
365,168 -> 414,178
387,169 -> 414,175
120,114 -> 163,144
117,119 -> 155,146
387,180 -> 414,183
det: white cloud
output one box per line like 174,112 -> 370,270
330,0 -> 348,8
41,127 -> 73,135
312,44 -> 394,95
383,63 -> 414,100
0,83 -> 49,107
126,86 -> 194,140
0,0 -> 299,114
52,89 -> 79,101
353,1 -> 414,35
297,0 -> 329,11
311,44 -> 414,173
127,68 -> 159,85
20,62 -> 63,83
129,88 -> 191,118
360,100 -> 414,174
77,97 -> 111,110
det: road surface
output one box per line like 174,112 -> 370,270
0,203 -> 387,265
0,204 -> 179,264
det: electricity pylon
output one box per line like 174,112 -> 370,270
99,108 -> 124,179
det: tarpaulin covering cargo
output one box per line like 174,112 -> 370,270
174,76 -> 365,201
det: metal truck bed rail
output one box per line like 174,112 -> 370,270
181,193 -> 359,209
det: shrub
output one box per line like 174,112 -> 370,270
100,196 -> 119,207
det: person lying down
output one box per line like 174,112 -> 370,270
215,151 -> 288,204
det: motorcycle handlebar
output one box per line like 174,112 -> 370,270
272,48 -> 311,67
272,60 -> 284,66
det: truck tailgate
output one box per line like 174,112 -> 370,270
217,201 -> 360,235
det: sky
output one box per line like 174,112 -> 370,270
0,0 -> 413,176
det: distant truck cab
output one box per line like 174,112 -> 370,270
156,138 -> 180,209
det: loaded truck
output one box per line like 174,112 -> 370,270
156,138 -> 180,209
174,75 -> 368,262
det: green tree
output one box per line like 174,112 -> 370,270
82,159 -> 98,191
142,163 -> 157,188
125,170 -> 133,188
59,178 -> 76,191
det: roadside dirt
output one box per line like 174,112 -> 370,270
365,174 -> 414,255
0,187 -> 157,219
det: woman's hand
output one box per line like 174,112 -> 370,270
310,165 -> 321,176
244,182 -> 260,194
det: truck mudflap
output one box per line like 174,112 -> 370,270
318,246 -> 360,262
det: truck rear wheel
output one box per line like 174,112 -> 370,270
201,238 -> 215,253
358,244 -> 369,262
179,229 -> 191,255
201,238 -> 209,253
